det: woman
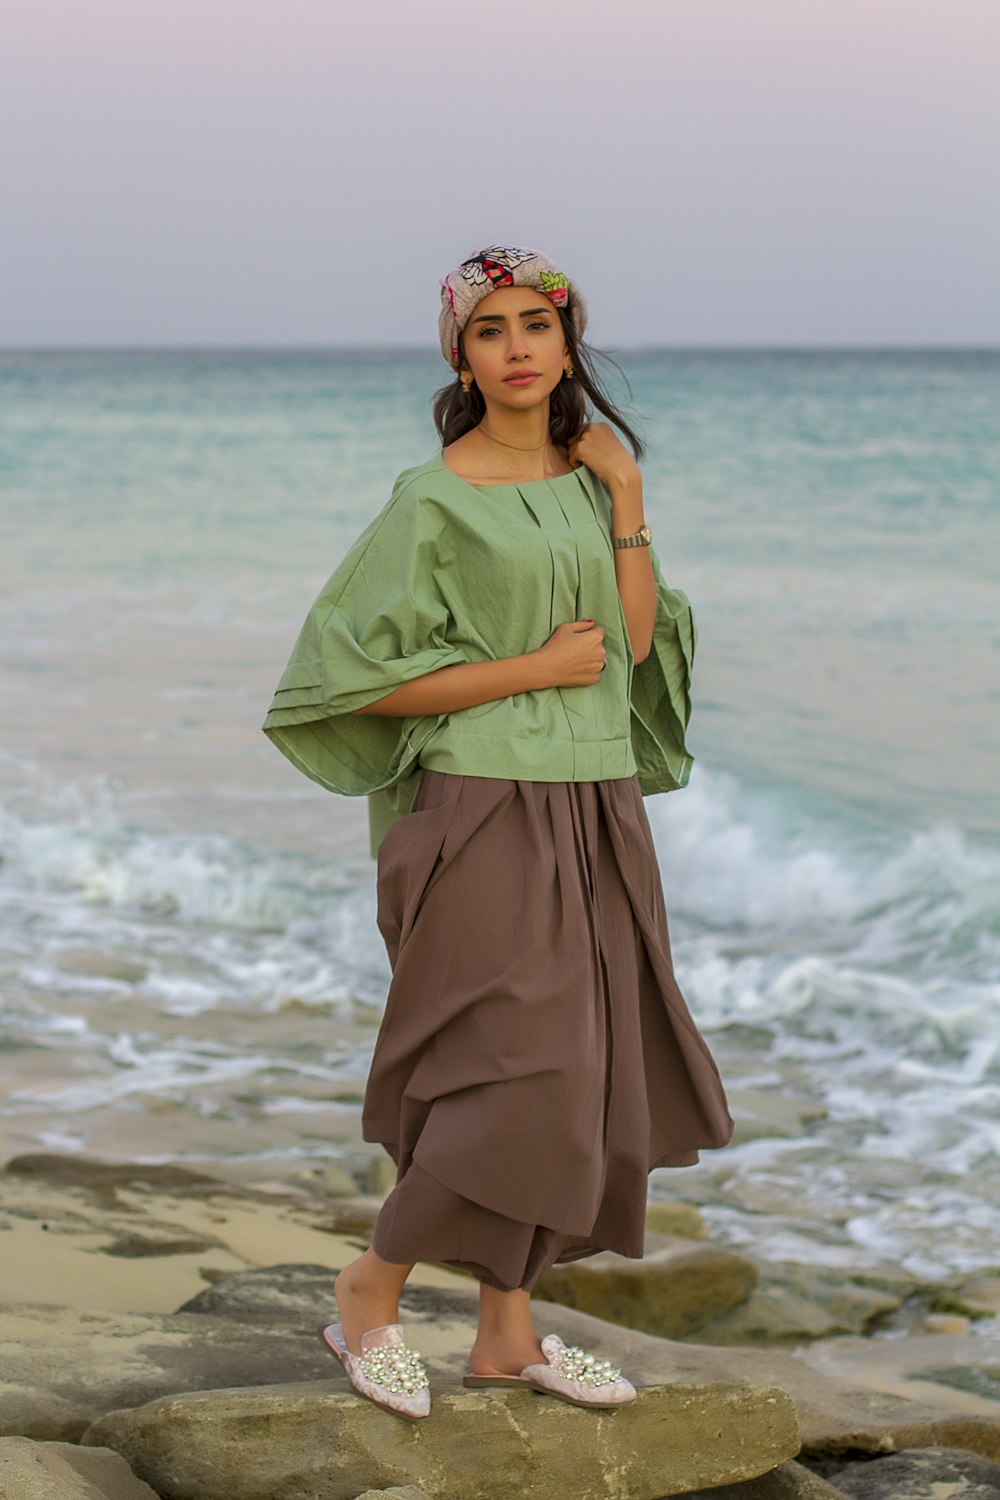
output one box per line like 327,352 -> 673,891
262,244 -> 734,1420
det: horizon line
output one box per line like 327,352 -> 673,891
2,341 -> 998,355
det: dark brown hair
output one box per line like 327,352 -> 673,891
432,304 -> 646,462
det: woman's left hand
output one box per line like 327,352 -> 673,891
567,422 -> 641,490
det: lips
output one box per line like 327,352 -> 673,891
504,371 -> 541,384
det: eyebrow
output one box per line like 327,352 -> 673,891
471,306 -> 552,324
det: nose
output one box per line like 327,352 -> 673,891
506,326 -> 531,359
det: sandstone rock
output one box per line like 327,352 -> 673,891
2,1153 -> 248,1211
0,1302 -> 341,1440
645,1201 -> 708,1240
6,1255 -> 1000,1473
176,1266 -> 476,1330
802,1411 -> 1000,1465
83,1380 -> 799,1500
296,1163 -> 361,1198
922,1313 -> 972,1335
911,1362 -> 1000,1406
102,1231 -> 221,1259
829,1443 -> 1000,1497
534,1241 -> 758,1338
694,1263 -> 902,1344
679,1459 -> 844,1497
176,1262 -> 339,1320
42,1442 -> 162,1499
317,1195 -> 388,1235
951,1274 -> 1000,1319
727,1088 -> 828,1144
787,1328 -> 1000,1458
352,1490 -> 431,1500
363,1156 -> 397,1195
0,1436 -> 158,1499
54,949 -> 149,984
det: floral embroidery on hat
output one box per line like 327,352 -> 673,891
438,244 -> 587,370
539,270 -> 570,307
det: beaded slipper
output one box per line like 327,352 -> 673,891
462,1332 -> 637,1408
317,1321 -> 431,1421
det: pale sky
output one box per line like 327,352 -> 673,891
2,0 -> 998,348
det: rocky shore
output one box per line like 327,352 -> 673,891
2,1152 -> 1000,1499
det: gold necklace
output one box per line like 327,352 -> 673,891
480,423 -> 548,453
478,422 -> 556,482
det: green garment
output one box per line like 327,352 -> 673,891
262,452 -> 697,859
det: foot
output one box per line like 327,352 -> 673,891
468,1332 -> 546,1379
334,1259 -> 404,1357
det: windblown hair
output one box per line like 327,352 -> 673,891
432,305 -> 646,462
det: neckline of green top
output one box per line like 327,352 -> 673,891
434,450 -> 585,492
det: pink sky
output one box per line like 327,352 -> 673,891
2,0 -> 998,345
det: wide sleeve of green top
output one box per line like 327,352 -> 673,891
583,468 -> 698,797
629,541 -> 698,796
261,474 -> 469,835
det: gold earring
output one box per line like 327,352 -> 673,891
460,375 -> 473,394
564,359 -> 575,380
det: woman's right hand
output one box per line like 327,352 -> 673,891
532,619 -> 607,688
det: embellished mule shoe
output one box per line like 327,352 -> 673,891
317,1321 -> 431,1421
463,1332 -> 637,1409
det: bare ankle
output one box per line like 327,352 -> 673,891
336,1248 -> 413,1293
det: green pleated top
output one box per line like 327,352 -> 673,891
262,452 -> 697,858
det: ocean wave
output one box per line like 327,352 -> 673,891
2,766 -> 999,1274
650,765 -> 1000,984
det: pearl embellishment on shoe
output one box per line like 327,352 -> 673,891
356,1343 -> 429,1394
548,1343 -> 622,1387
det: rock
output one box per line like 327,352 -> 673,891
645,1201 -> 708,1240
534,1241 -> 758,1338
727,1088 -> 828,1144
352,1491 -> 431,1500
0,1436 -> 159,1499
174,1265 -> 481,1330
907,1362 -> 1000,1406
42,1442 -> 162,1499
922,1313 -> 972,1335
54,949 -> 149,984
679,1459 -> 844,1497
0,1148 -> 461,1327
950,1275 -> 1000,1319
103,1231 -> 221,1259
6,1245 -> 1000,1473
176,1262 -> 338,1320
316,1196 -> 387,1235
694,1262 -> 902,1343
788,1330 -> 1000,1460
0,1301 -> 343,1441
803,1410 -> 1000,1465
2,1153 -> 248,1211
297,1163 -> 361,1198
83,1381 -> 800,1500
828,1443 -> 1000,1497
363,1156 -> 397,1195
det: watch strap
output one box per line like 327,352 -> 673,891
611,524 -> 652,549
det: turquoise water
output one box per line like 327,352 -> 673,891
1,348 -> 998,1280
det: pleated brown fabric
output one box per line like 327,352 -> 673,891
363,768 -> 734,1293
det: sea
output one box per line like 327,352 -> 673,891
1,347 -> 998,1285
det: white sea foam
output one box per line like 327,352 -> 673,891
4,347 -> 998,1277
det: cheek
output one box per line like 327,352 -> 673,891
468,342 -> 508,377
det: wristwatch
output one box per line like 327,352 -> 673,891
611,523 -> 652,549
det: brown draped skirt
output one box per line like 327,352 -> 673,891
362,768 -> 734,1293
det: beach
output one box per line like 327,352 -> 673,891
2,347 -> 999,1496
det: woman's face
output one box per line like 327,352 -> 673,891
459,285 -> 569,410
